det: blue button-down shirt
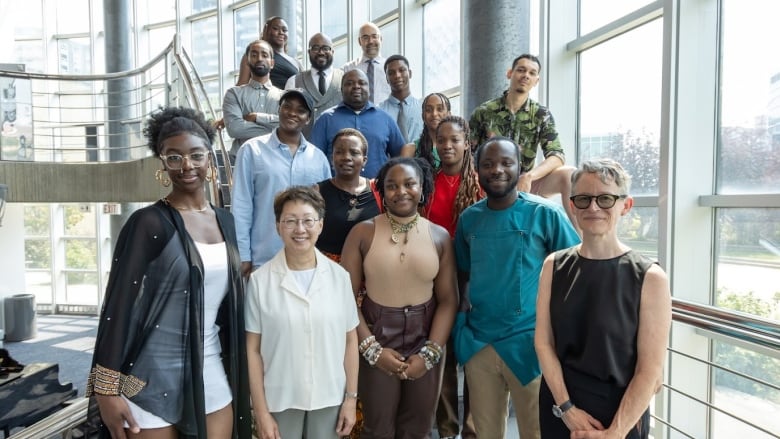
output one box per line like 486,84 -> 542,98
309,101 -> 406,178
231,130 -> 332,266
379,94 -> 423,144
453,193 -> 580,384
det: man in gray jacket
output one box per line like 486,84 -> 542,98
285,33 -> 343,137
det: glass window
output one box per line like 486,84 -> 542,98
379,21 -> 399,60
322,0 -> 348,39
14,0 -> 43,39
717,0 -> 780,194
371,0 -> 398,20
618,207 -> 658,259
423,0 -> 461,94
25,204 -> 52,304
55,0 -> 89,34
64,205 -> 96,237
142,0 -> 176,24
715,208 -> 780,320
331,40 -> 349,70
65,271 -> 99,305
13,41 -> 45,73
57,38 -> 91,75
234,4 -> 261,70
191,16 -> 219,77
712,340 -> 780,435
579,0 -> 655,36
202,79 -> 222,117
192,0 -> 217,14
578,19 -> 662,196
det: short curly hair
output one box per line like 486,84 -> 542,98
375,157 -> 434,207
143,106 -> 215,156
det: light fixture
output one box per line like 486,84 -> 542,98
0,184 -> 7,227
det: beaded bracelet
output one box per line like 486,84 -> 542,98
358,335 -> 376,354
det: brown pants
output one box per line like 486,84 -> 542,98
359,296 -> 441,439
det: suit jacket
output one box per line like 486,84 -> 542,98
294,68 -> 344,137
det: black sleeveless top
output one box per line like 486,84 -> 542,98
550,248 -> 655,388
316,179 -> 380,255
270,51 -> 299,89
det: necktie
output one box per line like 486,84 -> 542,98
397,100 -> 408,142
317,70 -> 326,95
366,59 -> 375,102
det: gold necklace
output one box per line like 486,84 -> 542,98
163,197 -> 209,213
386,211 -> 419,245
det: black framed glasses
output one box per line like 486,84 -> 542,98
309,45 -> 332,53
160,152 -> 208,170
280,217 -> 320,230
570,194 -> 627,209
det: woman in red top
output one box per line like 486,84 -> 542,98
426,116 -> 482,237
424,115 -> 482,439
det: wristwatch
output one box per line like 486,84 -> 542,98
552,400 -> 574,418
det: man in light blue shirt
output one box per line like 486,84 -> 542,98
378,54 -> 423,145
232,89 -> 331,275
453,137 -> 579,438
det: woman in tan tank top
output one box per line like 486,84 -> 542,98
341,157 -> 458,438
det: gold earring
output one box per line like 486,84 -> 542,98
205,165 -> 217,182
155,169 -> 171,187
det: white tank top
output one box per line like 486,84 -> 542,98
195,241 -> 229,357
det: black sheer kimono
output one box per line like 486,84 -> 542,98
86,201 -> 251,438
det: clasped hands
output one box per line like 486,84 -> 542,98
374,347 -> 426,381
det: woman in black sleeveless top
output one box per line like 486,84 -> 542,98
534,159 -> 671,439
315,128 -> 380,261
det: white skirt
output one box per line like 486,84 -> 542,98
123,353 -> 233,429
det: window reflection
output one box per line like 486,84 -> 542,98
717,0 -> 780,194
715,208 -> 780,321
191,16 -> 219,77
423,0 -> 461,94
578,19 -> 662,196
322,0 -> 348,39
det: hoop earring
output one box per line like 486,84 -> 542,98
155,169 -> 171,187
419,194 -> 425,205
205,165 -> 216,182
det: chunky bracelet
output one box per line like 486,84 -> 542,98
358,335 -> 376,354
417,340 -> 444,370
362,340 -> 383,366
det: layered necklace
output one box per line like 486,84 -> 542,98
386,211 -> 419,262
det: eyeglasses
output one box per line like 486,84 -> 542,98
280,217 -> 320,229
570,194 -> 627,209
309,45 -> 332,53
160,152 -> 208,170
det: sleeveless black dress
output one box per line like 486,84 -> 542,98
539,248 -> 655,439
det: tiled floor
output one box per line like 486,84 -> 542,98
3,314 -> 97,397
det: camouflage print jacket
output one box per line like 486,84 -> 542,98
469,92 -> 565,172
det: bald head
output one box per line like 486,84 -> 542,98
341,69 -> 370,110
358,22 -> 382,59
308,33 -> 334,70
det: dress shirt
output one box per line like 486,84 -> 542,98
309,101 -> 406,178
231,130 -> 332,266
453,193 -> 580,385
245,249 -> 359,412
379,94 -> 423,144
342,55 -> 391,104
222,78 -> 283,155
285,66 -> 334,91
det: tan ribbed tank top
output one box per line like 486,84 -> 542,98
363,214 -> 440,308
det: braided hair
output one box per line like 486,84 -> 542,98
416,93 -> 451,170
435,115 -> 483,222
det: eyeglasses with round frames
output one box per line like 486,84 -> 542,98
280,217 -> 320,230
159,152 -> 208,170
308,45 -> 332,53
570,194 -> 627,209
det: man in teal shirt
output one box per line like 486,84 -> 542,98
453,137 -> 580,438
